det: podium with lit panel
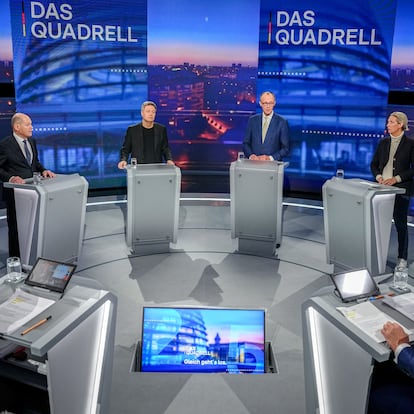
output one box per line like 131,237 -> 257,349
126,164 -> 181,255
302,286 -> 414,414
5,174 -> 88,266
322,178 -> 405,275
0,276 -> 117,414
230,159 -> 286,256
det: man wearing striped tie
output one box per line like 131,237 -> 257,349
0,113 -> 55,257
243,91 -> 290,161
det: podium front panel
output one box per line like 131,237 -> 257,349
39,178 -> 88,263
230,159 -> 285,255
323,178 -> 404,274
127,164 -> 181,253
6,174 -> 88,265
323,182 -> 366,270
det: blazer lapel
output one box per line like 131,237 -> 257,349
136,125 -> 144,162
11,136 -> 29,165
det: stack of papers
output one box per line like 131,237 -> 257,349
382,292 -> 414,322
0,288 -> 55,357
0,288 -> 55,334
337,301 -> 414,343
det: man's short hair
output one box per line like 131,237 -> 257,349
259,91 -> 276,103
141,101 -> 157,111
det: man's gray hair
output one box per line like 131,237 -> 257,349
141,101 -> 157,111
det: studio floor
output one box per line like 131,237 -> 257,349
0,194 -> 412,414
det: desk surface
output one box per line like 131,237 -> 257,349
306,281 -> 414,361
0,275 -> 114,356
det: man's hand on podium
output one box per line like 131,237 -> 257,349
9,175 -> 25,184
118,160 -> 127,170
381,321 -> 410,351
42,169 -> 56,178
249,154 -> 272,161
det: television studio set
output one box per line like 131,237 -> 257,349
0,0 -> 414,413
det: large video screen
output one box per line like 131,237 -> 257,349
140,307 -> 266,374
1,0 -> 413,195
389,0 -> 414,91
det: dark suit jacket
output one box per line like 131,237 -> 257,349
243,112 -> 290,161
0,135 -> 45,183
119,122 -> 173,164
370,134 -> 414,195
399,346 -> 414,378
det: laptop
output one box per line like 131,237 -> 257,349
21,257 -> 77,300
330,268 -> 380,303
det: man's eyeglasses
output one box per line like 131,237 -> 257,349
261,102 -> 275,106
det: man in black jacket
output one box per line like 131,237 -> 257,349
370,111 -> 414,268
118,101 -> 174,169
0,113 -> 55,257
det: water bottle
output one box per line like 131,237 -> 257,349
393,265 -> 408,289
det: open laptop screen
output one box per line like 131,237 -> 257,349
24,257 -> 76,294
140,306 -> 266,374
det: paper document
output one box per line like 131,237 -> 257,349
382,292 -> 414,322
0,288 -> 55,335
337,301 -> 413,343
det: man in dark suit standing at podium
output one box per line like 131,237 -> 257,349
243,91 -> 290,161
0,113 -> 56,257
118,101 -> 174,169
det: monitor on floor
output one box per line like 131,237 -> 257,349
140,306 -> 266,374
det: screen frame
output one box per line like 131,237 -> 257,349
329,268 -> 380,303
140,306 -> 266,374
24,257 -> 77,293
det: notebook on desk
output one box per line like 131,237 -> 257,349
20,257 -> 77,301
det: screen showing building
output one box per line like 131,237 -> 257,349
140,307 -> 266,374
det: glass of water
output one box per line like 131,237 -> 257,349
131,158 -> 137,168
335,169 -> 345,179
5,256 -> 24,283
33,172 -> 42,185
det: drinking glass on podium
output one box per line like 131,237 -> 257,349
335,169 -> 344,179
5,256 -> 24,283
33,171 -> 42,185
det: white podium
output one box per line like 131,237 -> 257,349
302,285 -> 414,414
5,174 -> 88,266
322,178 -> 405,275
0,276 -> 117,414
126,164 -> 181,255
230,159 -> 286,256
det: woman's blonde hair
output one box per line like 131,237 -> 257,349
390,111 -> 409,131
